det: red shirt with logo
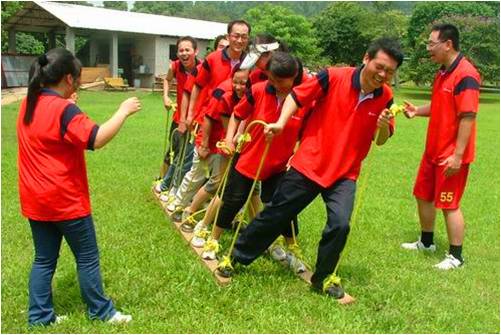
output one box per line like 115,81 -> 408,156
290,66 -> 394,188
426,54 -> 480,164
195,79 -> 233,153
17,89 -> 99,221
194,47 -> 244,123
171,59 -> 199,124
234,81 -> 309,180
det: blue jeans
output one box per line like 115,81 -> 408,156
28,215 -> 115,326
161,132 -> 194,191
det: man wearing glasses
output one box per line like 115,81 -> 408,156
401,24 -> 481,270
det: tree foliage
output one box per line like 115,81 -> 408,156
313,2 -> 373,66
406,2 -> 498,85
243,4 -> 327,69
103,1 -> 128,11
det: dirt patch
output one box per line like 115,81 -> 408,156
2,87 -> 27,105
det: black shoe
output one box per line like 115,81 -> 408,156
312,274 -> 345,299
170,210 -> 183,223
216,256 -> 235,278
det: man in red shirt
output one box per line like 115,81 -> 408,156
186,20 -> 250,130
155,36 -> 199,195
217,38 -> 404,300
401,24 -> 480,270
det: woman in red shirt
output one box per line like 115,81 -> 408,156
17,48 -> 140,326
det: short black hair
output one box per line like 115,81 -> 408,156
176,36 -> 197,50
367,37 -> 404,68
213,35 -> 227,49
266,51 -> 298,79
432,23 -> 460,51
227,20 -> 251,35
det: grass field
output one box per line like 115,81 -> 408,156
1,87 -> 499,333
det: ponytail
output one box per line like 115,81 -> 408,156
23,49 -> 82,125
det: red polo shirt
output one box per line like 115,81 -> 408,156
234,81 -> 309,180
17,89 -> 99,221
426,54 -> 480,164
290,66 -> 394,188
171,59 -> 199,124
195,79 -> 232,153
193,47 -> 244,123
249,68 -> 268,85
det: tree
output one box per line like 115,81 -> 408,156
407,2 -> 495,49
244,4 -> 327,69
103,1 -> 128,11
313,2 -> 373,66
406,2 -> 498,86
131,2 -> 184,16
410,15 -> 499,86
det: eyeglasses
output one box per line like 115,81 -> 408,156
427,40 -> 445,48
229,33 -> 249,41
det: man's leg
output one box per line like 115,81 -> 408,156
443,208 -> 465,261
232,168 -> 320,266
311,179 -> 356,287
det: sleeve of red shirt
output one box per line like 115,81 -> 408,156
233,88 -> 254,121
61,104 -> 99,151
454,75 -> 480,115
291,69 -> 329,108
205,88 -> 225,121
195,58 -> 211,88
171,60 -> 178,77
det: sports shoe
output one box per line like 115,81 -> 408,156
153,180 -> 163,194
180,211 -> 197,232
202,238 -> 219,260
323,274 -> 345,299
191,224 -> 209,248
286,244 -> 307,273
269,236 -> 287,261
170,207 -> 184,222
216,256 -> 234,278
54,315 -> 68,325
434,253 -> 464,270
159,191 -> 174,203
107,311 -> 132,324
401,239 -> 436,252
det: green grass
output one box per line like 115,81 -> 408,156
2,87 -> 499,333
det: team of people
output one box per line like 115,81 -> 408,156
17,20 -> 480,326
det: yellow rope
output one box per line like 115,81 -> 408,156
224,120 -> 271,260
332,103 -> 405,278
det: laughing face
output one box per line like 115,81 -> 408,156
177,40 -> 198,68
362,50 -> 398,92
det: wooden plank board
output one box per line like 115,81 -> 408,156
152,189 -> 231,285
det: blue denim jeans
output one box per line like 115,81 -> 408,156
28,215 -> 115,326
161,132 -> 194,192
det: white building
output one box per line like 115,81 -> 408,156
3,1 -> 227,87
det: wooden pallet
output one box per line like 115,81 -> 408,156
152,189 -> 231,285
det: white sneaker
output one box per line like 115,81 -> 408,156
401,239 -> 436,252
159,191 -> 172,203
191,224 -> 209,248
54,315 -> 68,324
434,253 -> 463,270
107,311 -> 132,324
166,202 -> 178,213
269,244 -> 287,261
286,251 -> 307,273
154,181 -> 162,194
202,239 -> 219,260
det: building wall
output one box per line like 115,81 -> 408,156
154,36 -> 210,76
134,35 -> 156,87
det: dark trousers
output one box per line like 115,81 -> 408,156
216,167 -> 298,238
232,168 -> 356,286
28,215 -> 115,326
